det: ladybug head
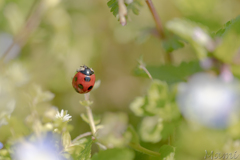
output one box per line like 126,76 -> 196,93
77,65 -> 94,76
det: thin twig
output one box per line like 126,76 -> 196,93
0,0 -> 45,63
84,93 -> 96,137
72,132 -> 92,143
139,62 -> 153,80
95,142 -> 107,150
145,0 -> 165,39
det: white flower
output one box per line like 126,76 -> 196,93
177,73 -> 240,128
56,109 -> 72,122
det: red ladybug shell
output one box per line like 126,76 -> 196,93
72,65 -> 95,94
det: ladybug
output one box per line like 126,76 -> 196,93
72,65 -> 95,94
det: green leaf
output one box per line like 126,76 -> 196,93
126,0 -> 143,15
69,138 -> 92,160
130,80 -> 169,117
134,61 -> 202,84
107,0 -> 142,17
62,131 -> 71,149
130,80 -> 181,120
213,16 -> 240,63
166,18 -> 213,59
129,96 -> 146,117
78,138 -> 92,160
139,116 -> 163,143
107,0 -> 117,8
215,20 -> 232,37
96,112 -> 130,148
158,145 -> 175,160
161,122 -> 175,140
214,16 -> 240,37
161,35 -> 184,53
173,0 -> 221,30
79,100 -> 93,107
92,148 -> 135,160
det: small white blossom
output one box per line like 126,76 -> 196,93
56,109 -> 72,122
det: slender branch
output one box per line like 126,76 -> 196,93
0,0 -> 45,63
139,65 -> 152,80
129,143 -> 161,157
72,132 -> 92,143
84,93 -> 96,137
145,0 -> 165,39
95,142 -> 107,150
139,61 -> 153,80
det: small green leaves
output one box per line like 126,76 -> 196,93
96,112 -> 130,148
62,131 -> 71,150
77,138 -> 92,160
107,0 -> 143,25
158,145 -> 175,160
161,35 -> 184,53
126,0 -> 143,15
80,113 -> 101,125
134,61 -> 202,84
69,138 -> 93,160
79,100 -> 93,107
139,116 -> 163,143
166,18 -> 214,59
130,80 -> 181,122
161,122 -> 175,140
92,148 -> 135,160
213,16 -> 240,63
107,0 -> 119,17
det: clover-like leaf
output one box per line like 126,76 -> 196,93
139,116 -> 163,143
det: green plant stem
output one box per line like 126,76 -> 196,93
145,0 -> 165,39
139,64 -> 152,80
72,132 -> 92,143
84,93 -> 96,137
129,143 -> 161,157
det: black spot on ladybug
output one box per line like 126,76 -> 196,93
74,77 -> 77,82
88,86 -> 93,90
84,77 -> 91,82
78,84 -> 83,89
74,87 -> 79,93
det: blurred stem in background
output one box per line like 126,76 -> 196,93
145,0 -> 174,64
145,0 -> 165,39
0,0 -> 49,63
84,93 -> 96,137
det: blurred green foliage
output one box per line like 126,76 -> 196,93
0,0 -> 240,160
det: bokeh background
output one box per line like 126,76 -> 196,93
1,0 -> 240,159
